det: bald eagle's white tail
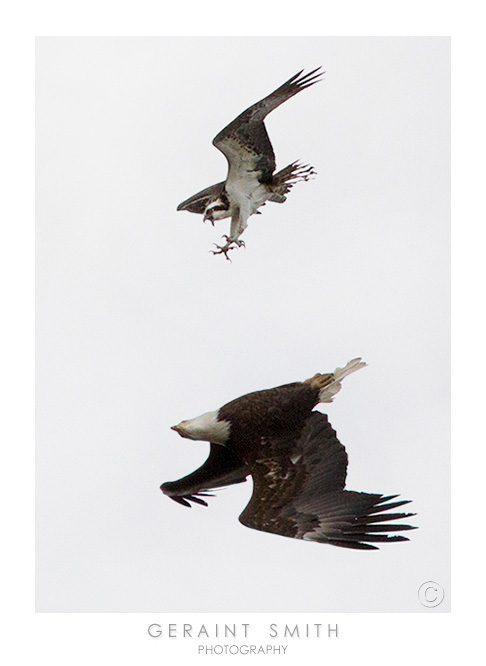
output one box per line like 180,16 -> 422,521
320,357 -> 367,402
305,358 -> 367,403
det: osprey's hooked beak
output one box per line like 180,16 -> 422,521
203,211 -> 215,226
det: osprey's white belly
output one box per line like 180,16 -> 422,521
224,159 -> 274,241
249,183 -> 272,213
226,173 -> 271,217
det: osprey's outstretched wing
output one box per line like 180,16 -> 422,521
213,68 -> 323,184
161,443 -> 249,507
177,181 -> 226,215
239,412 -> 416,550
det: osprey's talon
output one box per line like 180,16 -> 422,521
221,235 -> 245,249
211,242 -> 234,261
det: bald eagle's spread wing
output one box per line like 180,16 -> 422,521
213,68 -> 323,185
176,181 -> 226,215
239,412 -> 416,549
161,443 -> 249,508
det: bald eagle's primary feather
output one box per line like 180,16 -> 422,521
161,359 -> 416,549
176,68 -> 323,258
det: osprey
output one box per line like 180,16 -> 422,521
161,359 -> 416,550
177,68 -> 323,258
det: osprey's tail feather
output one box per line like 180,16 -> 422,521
269,161 -> 316,202
304,358 -> 367,403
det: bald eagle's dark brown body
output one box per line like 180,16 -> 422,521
218,381 -> 319,459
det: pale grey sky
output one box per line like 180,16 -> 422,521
36,36 -> 450,612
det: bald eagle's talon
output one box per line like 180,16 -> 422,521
188,495 -> 209,506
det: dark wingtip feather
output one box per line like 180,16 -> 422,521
286,69 -> 305,83
352,524 -> 417,533
294,66 -> 325,86
271,67 -> 324,103
376,494 -> 400,503
363,511 -> 417,524
327,539 -> 379,550
170,496 -> 192,508
371,497 -> 413,514
307,66 -> 323,76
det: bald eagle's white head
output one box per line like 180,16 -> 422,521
171,410 -> 231,444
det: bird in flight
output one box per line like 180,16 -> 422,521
177,68 -> 323,259
161,359 -> 416,549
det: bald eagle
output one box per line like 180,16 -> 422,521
176,68 -> 322,259
161,359 -> 416,550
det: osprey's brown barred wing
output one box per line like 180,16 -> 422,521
213,67 -> 323,183
176,181 -> 227,215
239,412 -> 416,550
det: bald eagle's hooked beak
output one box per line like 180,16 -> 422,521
171,423 -> 190,439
